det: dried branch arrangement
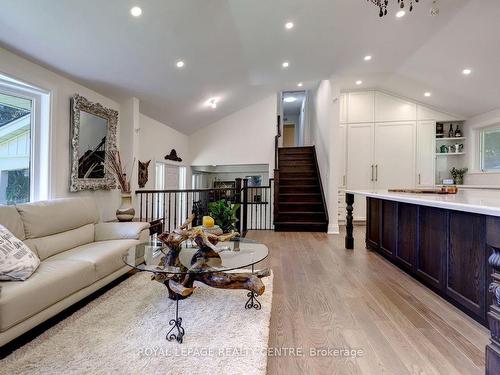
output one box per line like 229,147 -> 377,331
104,150 -> 134,193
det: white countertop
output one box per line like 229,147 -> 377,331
346,189 -> 500,217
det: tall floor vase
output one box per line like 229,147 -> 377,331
116,193 -> 135,222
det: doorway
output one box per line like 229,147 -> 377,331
283,124 -> 295,147
282,91 -> 306,147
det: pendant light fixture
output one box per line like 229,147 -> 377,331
368,0 -> 419,17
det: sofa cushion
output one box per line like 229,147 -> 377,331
0,205 -> 25,241
16,198 -> 99,239
50,239 -> 137,280
0,258 -> 95,331
0,225 -> 40,281
94,222 -> 150,241
25,223 -> 95,261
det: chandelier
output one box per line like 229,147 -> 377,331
368,0 -> 419,17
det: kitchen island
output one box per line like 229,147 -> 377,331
345,189 -> 500,374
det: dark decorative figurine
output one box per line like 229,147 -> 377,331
165,149 -> 182,162
138,160 -> 151,188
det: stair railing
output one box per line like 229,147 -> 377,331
273,114 -> 281,225
136,178 -> 274,235
311,146 -> 329,229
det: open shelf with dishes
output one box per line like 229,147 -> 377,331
436,152 -> 466,156
436,137 -> 466,141
434,121 -> 467,185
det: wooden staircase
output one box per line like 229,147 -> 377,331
274,146 -> 328,232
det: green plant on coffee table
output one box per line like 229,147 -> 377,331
450,167 -> 468,185
208,199 -> 241,233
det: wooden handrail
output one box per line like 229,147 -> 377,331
136,188 -> 237,194
136,179 -> 274,195
311,146 -> 329,227
274,114 -> 281,171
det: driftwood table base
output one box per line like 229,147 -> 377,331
152,215 -> 270,343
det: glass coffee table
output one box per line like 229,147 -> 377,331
123,237 -> 269,343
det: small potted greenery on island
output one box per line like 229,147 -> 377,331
450,167 -> 468,185
208,199 -> 241,233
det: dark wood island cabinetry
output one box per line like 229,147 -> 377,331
365,196 -> 488,323
345,190 -> 500,375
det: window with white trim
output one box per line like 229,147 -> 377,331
480,126 -> 500,171
0,74 -> 50,204
0,92 -> 32,204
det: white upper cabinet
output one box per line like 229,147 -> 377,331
374,122 -> 416,189
347,123 -> 374,220
375,92 -> 416,122
347,91 -> 374,123
416,120 -> 436,187
340,93 -> 347,124
417,105 -> 461,122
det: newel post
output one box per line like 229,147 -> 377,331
241,178 -> 249,235
345,193 -> 354,250
486,217 -> 500,374
235,178 -> 242,232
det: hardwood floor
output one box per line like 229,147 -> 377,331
246,227 -> 489,375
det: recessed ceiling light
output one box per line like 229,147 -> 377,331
424,92 -> 431,97
206,98 -> 219,109
462,68 -> 472,75
282,61 -> 290,68
176,60 -> 185,68
364,55 -> 372,61
130,6 -> 142,17
396,10 -> 406,18
297,82 -> 303,87
284,97 -> 297,103
355,80 -> 363,85
285,22 -> 294,30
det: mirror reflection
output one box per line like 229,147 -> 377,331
77,111 -> 108,178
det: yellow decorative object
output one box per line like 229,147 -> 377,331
202,216 -> 215,228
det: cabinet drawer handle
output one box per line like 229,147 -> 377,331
371,165 -> 374,181
375,165 -> 378,182
418,173 -> 421,185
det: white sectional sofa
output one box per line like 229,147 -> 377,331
0,197 -> 149,346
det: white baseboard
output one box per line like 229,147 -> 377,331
327,224 -> 340,234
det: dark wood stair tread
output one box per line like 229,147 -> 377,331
275,145 -> 328,232
280,177 -> 317,181
280,184 -> 318,188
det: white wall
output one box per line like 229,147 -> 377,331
138,113 -> 190,190
119,97 -> 140,192
308,79 -> 341,234
0,46 -> 122,220
298,98 -> 307,146
190,95 -> 276,174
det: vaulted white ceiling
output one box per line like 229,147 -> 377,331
0,0 -> 497,133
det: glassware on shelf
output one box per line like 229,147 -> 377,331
448,124 -> 454,138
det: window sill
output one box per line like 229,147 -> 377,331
467,170 -> 500,175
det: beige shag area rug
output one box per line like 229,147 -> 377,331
1,272 -> 273,375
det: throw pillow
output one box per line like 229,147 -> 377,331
0,225 -> 40,281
